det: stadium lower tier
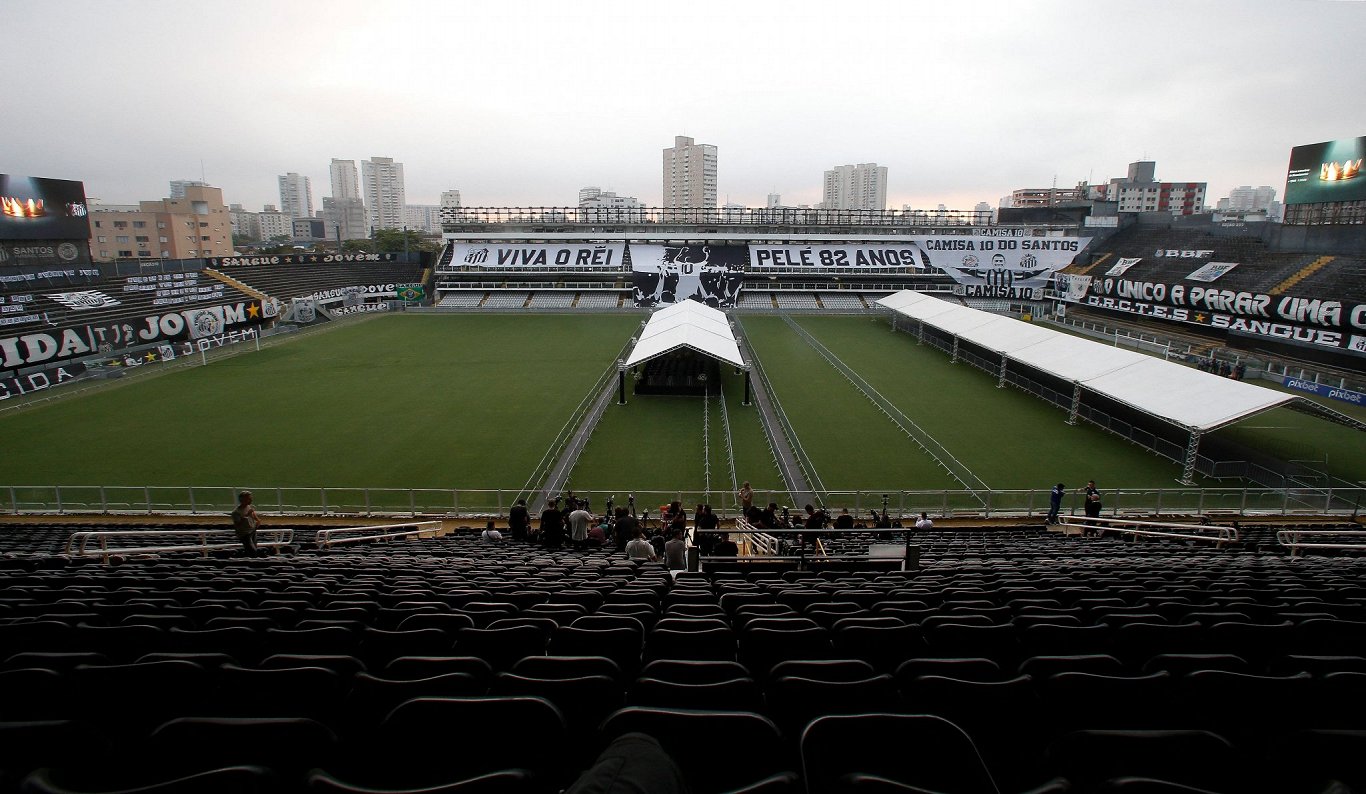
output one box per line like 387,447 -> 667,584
1,527 -> 1364,794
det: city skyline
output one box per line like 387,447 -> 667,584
6,0 -> 1363,213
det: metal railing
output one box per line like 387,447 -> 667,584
1275,528 -> 1366,556
65,528 -> 295,562
1058,515 -> 1239,545
315,520 -> 445,549
441,206 -> 998,228
4,485 -> 1362,520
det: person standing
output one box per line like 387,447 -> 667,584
568,500 -> 592,549
1047,483 -> 1065,525
540,498 -> 565,548
230,490 -> 262,556
615,507 -> 639,553
509,498 -> 530,541
1083,480 -> 1103,524
737,481 -> 754,514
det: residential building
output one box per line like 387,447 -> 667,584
322,197 -> 368,241
169,180 -> 208,199
821,163 -> 888,211
579,190 -> 645,223
973,202 -> 994,225
1217,185 -> 1277,213
1007,186 -> 1088,207
722,202 -> 747,223
1108,160 -> 1206,216
402,204 -> 443,234
278,172 -> 313,220
292,218 -> 326,240
767,193 -> 782,209
87,185 -> 232,261
439,190 -> 463,228
228,203 -> 261,241
257,204 -> 293,241
361,156 -> 406,232
662,135 -> 717,211
329,159 -> 362,201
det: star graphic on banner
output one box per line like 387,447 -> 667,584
284,256 -> 295,264
1194,313 -> 1207,323
247,303 -> 260,318
144,352 -> 157,362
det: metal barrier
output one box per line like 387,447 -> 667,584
1058,515 -> 1238,545
1275,529 -> 1366,556
315,521 -> 446,549
65,528 -> 295,563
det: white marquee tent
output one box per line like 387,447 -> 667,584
876,290 -> 1361,481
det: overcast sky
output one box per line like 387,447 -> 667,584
5,0 -> 1364,212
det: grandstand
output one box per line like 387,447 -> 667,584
3,208 -> 1366,793
0,520 -> 1364,792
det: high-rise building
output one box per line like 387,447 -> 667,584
361,156 -> 406,232
767,193 -> 782,209
169,180 -> 208,199
402,205 -> 442,234
87,185 -> 232,262
662,135 -> 717,210
329,159 -> 361,201
821,163 -> 888,211
1217,186 -> 1277,213
278,172 -> 313,220
578,187 -> 602,205
322,197 -> 368,241
973,202 -> 994,225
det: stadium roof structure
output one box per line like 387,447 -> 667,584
876,290 -> 1365,482
624,300 -> 745,369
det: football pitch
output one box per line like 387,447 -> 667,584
1,313 -> 1361,506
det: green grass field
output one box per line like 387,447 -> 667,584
1,311 -> 1360,511
0,314 -> 638,490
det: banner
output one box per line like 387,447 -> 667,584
449,243 -> 625,269
0,264 -> 103,289
1184,262 -> 1239,283
122,272 -> 226,307
0,240 -> 90,267
748,244 -> 922,269
0,292 -> 42,327
45,290 -> 121,310
918,234 -> 1091,300
206,252 -> 399,267
1053,274 -> 1093,303
631,245 -> 745,308
0,361 -> 87,401
0,175 -> 90,242
1106,257 -> 1142,277
396,284 -> 425,301
1062,276 -> 1366,352
0,300 -> 264,370
329,302 -> 391,316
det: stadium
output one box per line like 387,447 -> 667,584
2,152 -> 1366,793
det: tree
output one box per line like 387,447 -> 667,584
371,228 -> 426,253
341,239 -> 375,253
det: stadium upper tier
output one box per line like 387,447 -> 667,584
1072,225 -> 1366,303
211,260 -> 426,302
